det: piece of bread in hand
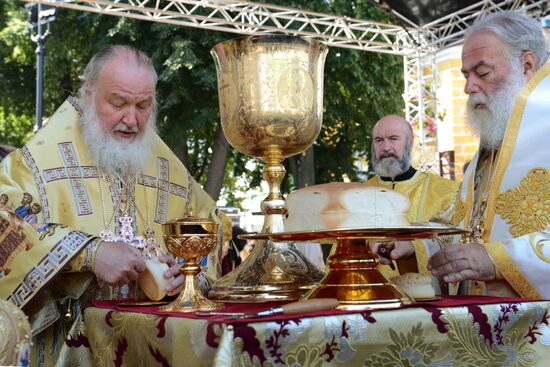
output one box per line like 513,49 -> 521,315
138,257 -> 173,301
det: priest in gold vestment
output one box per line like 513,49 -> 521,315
0,46 -> 220,365
385,12 -> 549,299
367,115 -> 459,282
427,11 -> 550,299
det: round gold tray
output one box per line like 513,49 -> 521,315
240,224 -> 468,242
241,223 -> 467,311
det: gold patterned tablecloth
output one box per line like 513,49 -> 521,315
63,298 -> 550,366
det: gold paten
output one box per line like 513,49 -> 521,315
243,225 -> 468,310
209,35 -> 329,301
159,217 -> 221,312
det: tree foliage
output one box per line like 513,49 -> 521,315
0,0 -> 404,206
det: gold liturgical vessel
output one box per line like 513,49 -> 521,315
209,35 -> 328,301
310,238 -> 412,310
246,225 -> 468,310
159,217 -> 220,312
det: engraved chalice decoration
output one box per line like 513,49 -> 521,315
159,217 -> 220,312
209,35 -> 328,301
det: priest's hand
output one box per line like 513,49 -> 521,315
93,241 -> 146,285
370,240 -> 415,264
427,242 -> 496,282
158,254 -> 184,296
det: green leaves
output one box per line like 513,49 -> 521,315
0,0 -> 404,205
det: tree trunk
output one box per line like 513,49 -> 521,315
174,138 -> 190,170
203,121 -> 230,200
288,146 -> 316,189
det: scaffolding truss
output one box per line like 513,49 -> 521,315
25,0 -> 548,54
24,0 -> 549,173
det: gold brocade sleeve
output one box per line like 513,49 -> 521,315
0,150 -> 96,308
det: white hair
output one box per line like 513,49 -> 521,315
467,11 -> 549,70
81,45 -> 158,85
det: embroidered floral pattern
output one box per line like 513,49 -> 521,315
79,299 -> 550,367
495,168 -> 549,237
285,345 -> 327,367
90,311 -> 169,367
363,323 -> 447,366
446,306 -> 538,366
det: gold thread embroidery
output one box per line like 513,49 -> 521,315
495,168 -> 550,238
529,233 -> 550,264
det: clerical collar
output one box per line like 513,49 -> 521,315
380,166 -> 417,182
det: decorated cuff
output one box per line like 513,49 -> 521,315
84,238 -> 103,272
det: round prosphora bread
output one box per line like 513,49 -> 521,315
391,273 -> 436,299
138,257 -> 174,301
283,182 -> 410,231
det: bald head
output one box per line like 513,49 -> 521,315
371,115 -> 413,178
373,115 -> 413,137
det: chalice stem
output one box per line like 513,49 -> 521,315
261,147 -> 286,233
159,263 -> 220,312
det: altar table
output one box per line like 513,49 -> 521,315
67,296 -> 550,366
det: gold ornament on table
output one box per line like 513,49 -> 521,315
158,216 -> 221,312
209,35 -> 329,301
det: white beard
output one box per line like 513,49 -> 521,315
466,66 -> 526,149
372,151 -> 411,178
79,95 -> 157,177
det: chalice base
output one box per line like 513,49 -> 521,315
209,239 -> 326,302
303,238 -> 412,310
159,274 -> 221,313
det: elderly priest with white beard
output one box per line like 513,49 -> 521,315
0,45 -> 220,365
426,11 -> 550,299
381,11 -> 549,299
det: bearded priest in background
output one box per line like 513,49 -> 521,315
426,11 -> 549,298
367,114 -> 459,283
0,45 -> 220,365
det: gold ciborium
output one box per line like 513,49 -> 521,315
158,217 -> 221,312
209,35 -> 328,301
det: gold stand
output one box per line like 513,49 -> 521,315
159,257 -> 220,312
303,238 -> 412,310
241,225 -> 468,309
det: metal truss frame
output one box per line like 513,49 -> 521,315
24,0 -> 548,173
24,0 -> 547,54
395,0 -> 547,173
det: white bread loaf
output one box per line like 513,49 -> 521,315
391,273 -> 436,299
138,257 -> 173,301
284,182 -> 410,231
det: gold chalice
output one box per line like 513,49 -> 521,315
209,35 -> 329,301
158,217 -> 220,312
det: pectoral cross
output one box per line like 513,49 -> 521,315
113,214 -> 146,249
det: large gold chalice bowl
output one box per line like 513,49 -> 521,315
159,217 -> 220,312
209,35 -> 328,301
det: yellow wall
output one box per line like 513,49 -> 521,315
435,47 -> 478,182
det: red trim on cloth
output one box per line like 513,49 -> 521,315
90,295 -> 535,323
